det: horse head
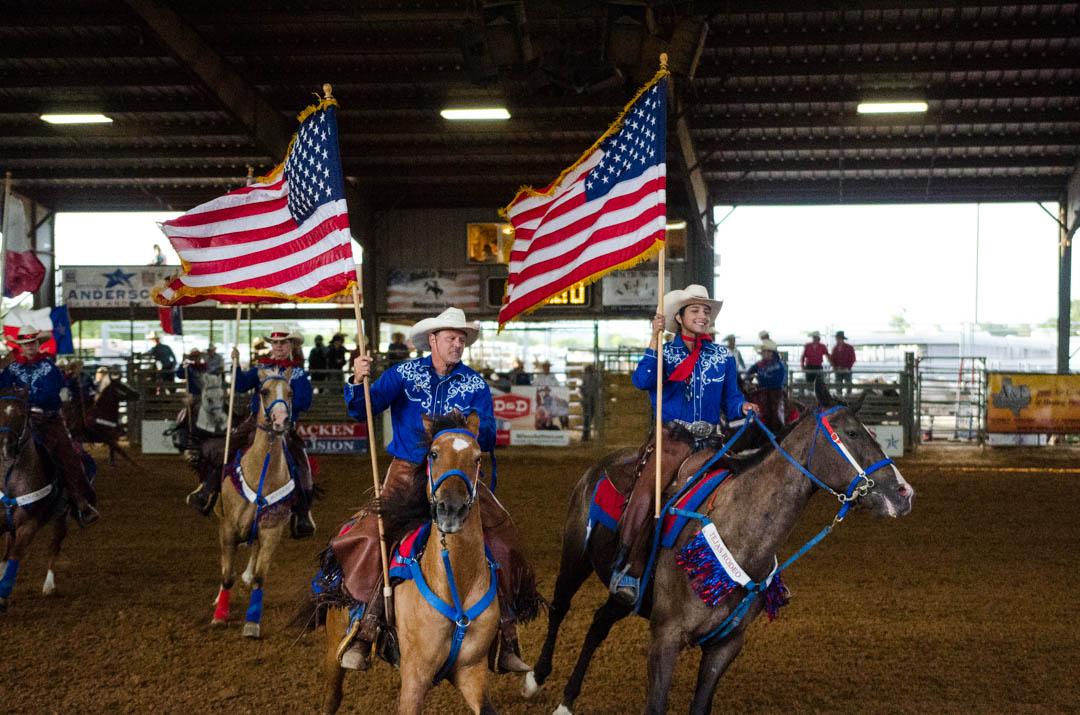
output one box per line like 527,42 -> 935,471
0,387 -> 30,460
422,410 -> 482,535
807,377 -> 915,519
256,368 -> 294,435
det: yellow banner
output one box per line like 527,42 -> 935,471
987,372 -> 1080,433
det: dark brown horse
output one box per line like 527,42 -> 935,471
63,374 -> 140,466
0,388 -> 70,613
528,380 -> 915,714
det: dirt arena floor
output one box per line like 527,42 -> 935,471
2,440 -> 1078,714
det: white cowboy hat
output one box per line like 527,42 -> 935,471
758,330 -> 770,340
265,325 -> 304,343
409,307 -> 480,348
661,284 -> 723,333
145,330 -> 161,340
809,330 -> 821,338
13,328 -> 48,344
758,339 -> 778,352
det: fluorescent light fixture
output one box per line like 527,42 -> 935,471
666,219 -> 687,230
40,113 -> 113,124
440,107 -> 511,121
856,101 -> 928,115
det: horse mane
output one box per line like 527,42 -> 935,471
724,409 -> 815,472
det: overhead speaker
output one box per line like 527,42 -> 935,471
481,0 -> 534,69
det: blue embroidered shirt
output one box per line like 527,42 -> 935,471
344,355 -> 496,464
632,337 -> 745,424
0,356 -> 66,411
746,356 -> 787,390
234,362 -> 313,419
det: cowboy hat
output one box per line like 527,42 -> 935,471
758,339 -> 778,352
809,330 -> 821,338
145,330 -> 161,341
758,330 -> 770,340
265,325 -> 303,343
662,284 -> 723,333
409,307 -> 480,348
722,333 -> 737,342
13,328 -> 48,344
835,330 -> 846,339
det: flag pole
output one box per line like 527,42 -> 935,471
1,171 -> 11,301
222,305 -> 242,468
654,52 -> 669,520
350,271 -> 394,623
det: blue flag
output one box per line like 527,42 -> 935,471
49,306 -> 74,355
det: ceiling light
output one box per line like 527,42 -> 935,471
440,107 -> 511,121
666,219 -> 687,230
40,113 -> 113,124
856,101 -> 928,115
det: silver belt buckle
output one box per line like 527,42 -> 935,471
688,420 -> 713,439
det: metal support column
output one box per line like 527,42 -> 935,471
1057,201 -> 1072,374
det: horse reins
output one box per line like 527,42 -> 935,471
244,375 -> 295,545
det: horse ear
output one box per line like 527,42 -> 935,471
465,410 -> 481,435
422,413 -> 434,436
848,390 -> 867,414
814,375 -> 834,408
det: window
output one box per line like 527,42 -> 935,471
467,222 -> 513,264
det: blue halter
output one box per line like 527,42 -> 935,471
409,425 -> 499,684
258,375 -> 292,425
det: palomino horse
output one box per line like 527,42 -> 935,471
319,412 -> 501,715
211,368 -> 296,639
63,374 -> 140,466
530,380 -> 915,714
0,388 -> 70,613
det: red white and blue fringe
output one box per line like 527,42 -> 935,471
676,529 -> 789,621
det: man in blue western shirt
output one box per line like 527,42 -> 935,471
333,307 -> 534,673
611,284 -> 759,606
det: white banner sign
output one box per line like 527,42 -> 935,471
61,265 -> 178,308
386,269 -> 479,313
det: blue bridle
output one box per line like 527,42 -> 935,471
258,375 -> 292,429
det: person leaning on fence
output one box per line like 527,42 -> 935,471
801,330 -> 829,384
308,335 -> 328,382
722,333 -> 746,373
579,363 -> 601,441
609,284 -> 759,607
831,330 -> 856,394
336,306 -> 536,673
146,331 -> 177,389
747,338 -> 788,425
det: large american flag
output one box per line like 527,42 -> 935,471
499,73 -> 667,327
153,100 -> 355,306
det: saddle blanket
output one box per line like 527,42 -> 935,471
586,468 -> 731,547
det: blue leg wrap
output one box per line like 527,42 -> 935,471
0,559 -> 20,599
245,586 -> 264,623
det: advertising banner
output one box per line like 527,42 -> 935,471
492,385 -> 572,446
986,372 -> 1080,433
386,269 -> 480,313
296,422 -> 369,454
61,265 -> 178,308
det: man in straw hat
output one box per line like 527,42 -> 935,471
747,338 -> 788,426
610,285 -> 758,606
185,326 -> 316,539
336,306 -> 538,672
801,330 -> 829,384
0,327 -> 99,527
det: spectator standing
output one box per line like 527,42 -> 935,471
326,333 -> 348,380
831,330 -> 856,394
746,338 -> 788,426
151,243 -> 166,266
386,332 -> 410,364
205,343 -> 225,374
146,331 -> 177,390
508,358 -> 531,386
579,364 -> 601,441
722,333 -> 745,372
801,330 -> 830,384
533,360 -> 559,386
308,335 -> 328,382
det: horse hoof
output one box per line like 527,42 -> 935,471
553,705 -> 572,715
42,571 -> 56,596
242,621 -> 261,639
521,671 -> 539,699
210,618 -> 227,628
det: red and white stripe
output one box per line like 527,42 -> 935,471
155,176 -> 355,305
500,148 -> 665,325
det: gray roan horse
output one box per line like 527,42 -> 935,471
0,388 -> 71,613
529,380 -> 915,714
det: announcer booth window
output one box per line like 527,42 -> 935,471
467,223 -> 513,264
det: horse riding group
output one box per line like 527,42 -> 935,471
0,287 -> 916,714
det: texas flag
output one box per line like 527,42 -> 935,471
2,306 -> 74,355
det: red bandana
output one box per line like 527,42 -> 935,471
257,357 -> 300,369
667,333 -> 713,383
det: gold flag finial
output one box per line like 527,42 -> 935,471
659,53 -> 668,71
323,83 -> 334,100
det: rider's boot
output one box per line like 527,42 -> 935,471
608,543 -> 641,607
338,599 -> 383,670
493,616 -> 532,673
185,481 -> 218,516
289,489 -> 316,540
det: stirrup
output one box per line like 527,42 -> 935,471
336,609 -> 366,669
608,566 -> 639,606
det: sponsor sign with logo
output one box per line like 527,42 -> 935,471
296,422 -> 369,454
866,424 -> 904,458
493,386 -> 572,446
986,372 -> 1080,433
386,269 -> 480,313
61,265 -> 179,308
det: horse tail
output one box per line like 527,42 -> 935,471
290,545 -> 349,631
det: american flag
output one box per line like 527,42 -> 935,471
153,100 -> 355,306
499,73 -> 667,328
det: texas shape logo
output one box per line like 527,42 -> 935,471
991,377 -> 1031,416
